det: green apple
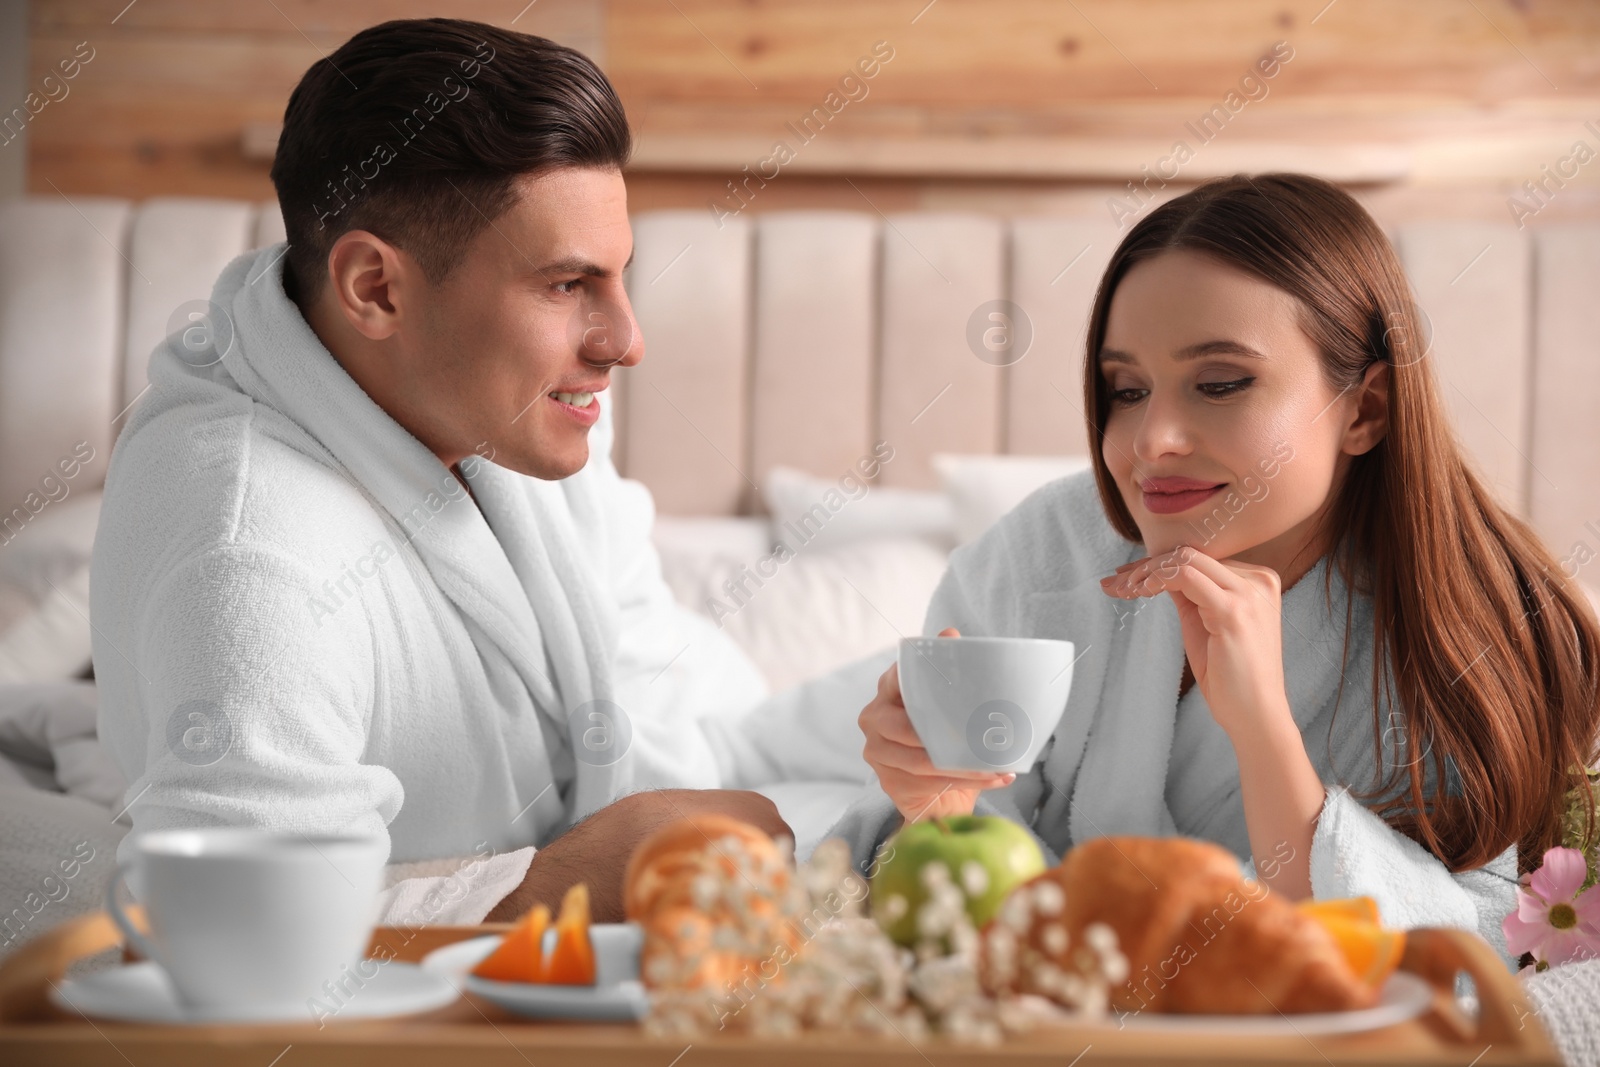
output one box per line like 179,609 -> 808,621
869,815 -> 1046,948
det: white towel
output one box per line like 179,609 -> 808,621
826,469 -> 1519,968
91,243 -> 769,923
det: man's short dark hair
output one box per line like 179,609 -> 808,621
270,18 -> 632,305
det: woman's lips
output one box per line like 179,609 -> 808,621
1142,483 -> 1225,515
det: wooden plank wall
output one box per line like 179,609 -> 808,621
20,0 -> 1600,225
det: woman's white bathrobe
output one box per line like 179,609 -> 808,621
92,244 -> 777,921
821,468 -> 1522,970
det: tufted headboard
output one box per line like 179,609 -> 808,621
0,195 -> 1594,559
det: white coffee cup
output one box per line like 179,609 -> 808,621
105,828 -> 387,1020
897,635 -> 1076,773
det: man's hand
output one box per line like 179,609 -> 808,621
484,788 -> 792,924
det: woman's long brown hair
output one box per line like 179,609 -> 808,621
1081,173 -> 1600,874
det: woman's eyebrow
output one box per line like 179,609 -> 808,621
1097,339 -> 1269,365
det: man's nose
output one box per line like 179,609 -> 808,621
579,293 -> 645,368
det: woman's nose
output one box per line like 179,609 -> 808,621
1132,392 -> 1193,460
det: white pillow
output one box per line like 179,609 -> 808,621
717,537 -> 949,691
0,489 -> 101,683
653,522 -> 950,692
763,465 -> 953,554
932,453 -> 1094,544
651,515 -> 774,611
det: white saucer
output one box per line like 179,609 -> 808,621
1104,972 -> 1434,1035
421,925 -> 649,1022
49,959 -> 460,1026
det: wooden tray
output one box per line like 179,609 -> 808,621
0,909 -> 1560,1066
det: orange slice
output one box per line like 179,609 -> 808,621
1304,911 -> 1407,988
1297,896 -> 1382,926
544,882 -> 597,986
471,903 -> 550,983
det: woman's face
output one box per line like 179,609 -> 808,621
1097,248 -> 1384,582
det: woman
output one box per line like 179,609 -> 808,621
852,173 -> 1600,963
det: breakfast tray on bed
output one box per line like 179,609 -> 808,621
0,909 -> 1561,1067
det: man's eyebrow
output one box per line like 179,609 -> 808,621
529,249 -> 635,278
1097,339 -> 1269,366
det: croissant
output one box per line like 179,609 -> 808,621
624,813 -> 799,991
982,836 -> 1378,1015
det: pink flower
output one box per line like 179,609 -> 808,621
1503,847 -> 1600,969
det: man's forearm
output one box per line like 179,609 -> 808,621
485,805 -> 623,922
481,788 -> 795,924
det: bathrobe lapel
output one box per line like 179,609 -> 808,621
464,461 -> 629,814
1060,573 -> 1186,847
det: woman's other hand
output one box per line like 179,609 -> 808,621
859,627 -> 1016,821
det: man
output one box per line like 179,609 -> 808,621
91,18 -> 867,924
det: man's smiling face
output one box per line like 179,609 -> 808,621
408,167 -> 641,480
314,166 -> 642,482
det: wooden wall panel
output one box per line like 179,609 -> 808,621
25,0 -> 601,200
607,0 -> 1600,112
25,0 -> 1600,211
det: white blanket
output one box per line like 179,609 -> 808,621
825,469 -> 1520,969
91,243 -> 771,922
1523,957 -> 1600,1067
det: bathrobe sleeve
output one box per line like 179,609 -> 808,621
104,540 -> 540,924
106,541 -> 405,860
1242,786 -> 1520,970
1309,787 -> 1520,968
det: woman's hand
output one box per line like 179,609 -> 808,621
859,627 -> 1016,822
1100,546 -> 1324,899
1099,546 -> 1289,737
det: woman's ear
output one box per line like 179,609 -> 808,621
1341,361 -> 1390,457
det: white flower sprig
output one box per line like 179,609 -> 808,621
642,836 -> 1127,1045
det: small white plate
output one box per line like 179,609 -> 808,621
1105,972 -> 1434,1035
421,923 -> 649,1022
49,959 -> 459,1026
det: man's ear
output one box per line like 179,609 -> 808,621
1341,360 -> 1390,457
324,230 -> 411,342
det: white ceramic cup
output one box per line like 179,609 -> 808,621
105,828 -> 387,1019
897,635 -> 1076,773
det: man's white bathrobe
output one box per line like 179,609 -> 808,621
92,244 -> 788,921
819,469 -> 1522,970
